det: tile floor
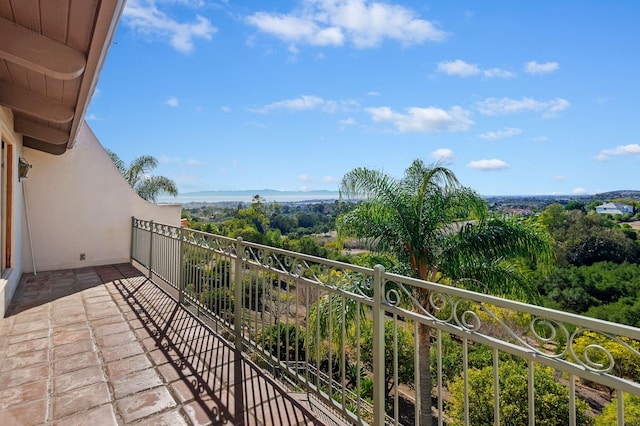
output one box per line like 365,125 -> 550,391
0,264 -> 329,425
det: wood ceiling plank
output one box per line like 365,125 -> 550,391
26,68 -> 45,94
14,115 -> 68,144
0,0 -> 14,20
40,0 -> 69,43
0,80 -> 74,123
67,0 -> 98,52
10,0 -> 39,32
0,16 -> 85,80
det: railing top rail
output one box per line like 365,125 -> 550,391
382,270 -> 640,340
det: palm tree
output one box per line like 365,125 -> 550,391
107,150 -> 178,203
336,159 -> 554,425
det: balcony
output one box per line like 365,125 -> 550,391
2,219 -> 639,425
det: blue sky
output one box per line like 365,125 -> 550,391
87,0 -> 640,196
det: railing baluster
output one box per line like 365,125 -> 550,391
568,373 -> 576,426
493,348 -> 500,426
463,337 -> 469,426
528,360 -> 535,426
373,265 -> 385,426
618,389 -> 625,426
234,237 -> 244,352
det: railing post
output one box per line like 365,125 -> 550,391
373,264 -> 385,426
130,216 -> 135,262
148,220 -> 154,279
234,237 -> 244,352
178,226 -> 185,304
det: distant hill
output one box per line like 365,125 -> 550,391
182,189 -> 339,197
594,190 -> 640,200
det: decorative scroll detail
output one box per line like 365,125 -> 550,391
382,276 -> 640,375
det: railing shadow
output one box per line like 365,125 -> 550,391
111,266 -> 324,425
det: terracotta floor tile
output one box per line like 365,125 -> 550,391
52,321 -> 90,335
53,365 -> 105,396
53,338 -> 95,359
93,321 -> 132,338
0,364 -> 49,391
111,368 -> 163,399
53,403 -> 119,426
96,330 -> 137,348
1,348 -> 49,372
133,409 -> 189,426
7,328 -> 49,344
5,336 -> 49,357
53,313 -> 88,326
106,353 -> 152,378
0,398 -> 47,426
10,319 -> 50,336
52,329 -> 92,346
100,340 -> 144,362
0,380 -> 48,410
116,386 -> 177,423
54,350 -> 100,375
52,381 -> 112,420
90,313 -> 125,328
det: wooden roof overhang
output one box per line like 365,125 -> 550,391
0,0 -> 126,154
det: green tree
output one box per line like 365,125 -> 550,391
359,320 -> 415,399
596,393 -> 640,425
336,159 -> 554,425
107,150 -> 178,203
448,361 -> 593,425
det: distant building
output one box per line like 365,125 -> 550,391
595,202 -> 634,215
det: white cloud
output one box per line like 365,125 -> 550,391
475,97 -> 570,118
483,68 -> 515,78
165,96 -> 179,107
252,95 -> 358,113
431,148 -> 454,161
555,175 -> 568,181
478,127 -> 522,141
595,143 -> 640,161
532,136 -> 549,142
365,105 -> 473,133
436,60 -> 513,78
368,91 -> 381,96
339,117 -> 356,130
298,174 -> 313,182
572,188 -> 589,195
159,156 -> 205,167
85,113 -> 102,121
436,60 -> 479,77
323,176 -> 340,183
468,159 -> 508,170
220,106 -> 231,112
247,0 -> 446,49
524,61 -> 559,75
123,0 -> 216,53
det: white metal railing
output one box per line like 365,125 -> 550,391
131,218 -> 640,426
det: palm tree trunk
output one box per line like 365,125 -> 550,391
418,322 -> 433,426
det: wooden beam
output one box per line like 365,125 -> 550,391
0,80 -> 74,123
13,116 -> 69,144
23,136 -> 67,156
0,16 -> 86,80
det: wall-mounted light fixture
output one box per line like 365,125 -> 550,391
18,157 -> 31,181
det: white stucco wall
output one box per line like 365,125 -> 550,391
21,121 -> 181,274
0,106 -> 26,317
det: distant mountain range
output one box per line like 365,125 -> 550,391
161,189 -> 640,205
182,189 -> 340,197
